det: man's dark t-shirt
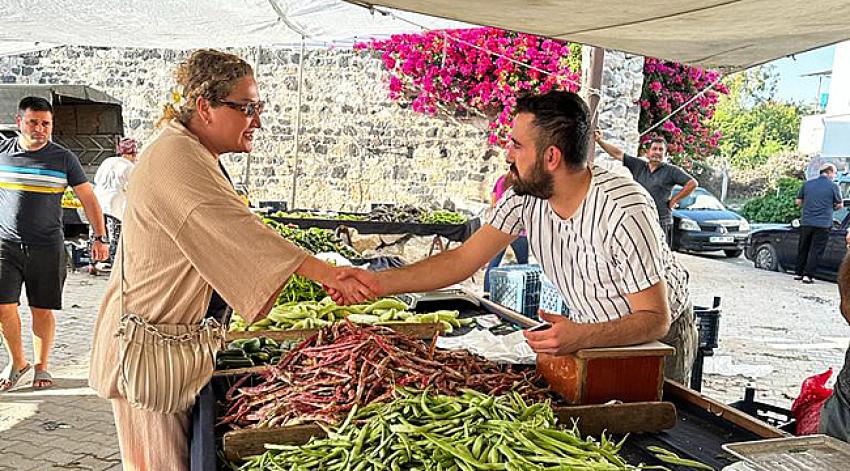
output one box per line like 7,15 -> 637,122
623,154 -> 692,225
797,175 -> 842,228
0,138 -> 88,245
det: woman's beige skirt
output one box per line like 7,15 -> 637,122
111,398 -> 191,470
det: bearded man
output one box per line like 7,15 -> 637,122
334,91 -> 697,383
595,133 -> 698,245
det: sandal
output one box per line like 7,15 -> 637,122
32,370 -> 54,390
0,363 -> 32,392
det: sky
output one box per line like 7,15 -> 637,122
768,44 -> 836,105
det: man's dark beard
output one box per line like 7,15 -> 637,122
511,155 -> 554,199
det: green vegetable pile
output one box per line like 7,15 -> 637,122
276,275 -> 327,304
421,209 -> 468,225
272,211 -> 367,222
229,297 -> 471,333
216,338 -> 298,370
264,219 -> 359,259
270,206 -> 469,225
237,388 -> 641,471
260,218 -> 359,305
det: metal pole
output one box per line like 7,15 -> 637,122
586,46 -> 605,162
290,36 -> 306,209
244,46 -> 261,192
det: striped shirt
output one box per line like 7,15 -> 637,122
489,165 -> 689,323
0,138 -> 87,244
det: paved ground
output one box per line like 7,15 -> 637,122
0,272 -> 118,471
0,250 -> 848,469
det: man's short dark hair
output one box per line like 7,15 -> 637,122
648,136 -> 667,147
515,91 -> 590,170
18,96 -> 54,115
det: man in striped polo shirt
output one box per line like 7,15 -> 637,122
0,96 -> 108,391
333,90 -> 697,383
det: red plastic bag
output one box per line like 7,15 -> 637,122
791,368 -> 833,435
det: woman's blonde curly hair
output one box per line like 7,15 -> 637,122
157,49 -> 253,128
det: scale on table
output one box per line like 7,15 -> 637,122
397,288 -> 540,329
396,288 -> 481,310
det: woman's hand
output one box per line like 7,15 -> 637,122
324,267 -> 381,305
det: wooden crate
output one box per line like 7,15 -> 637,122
537,341 -> 674,405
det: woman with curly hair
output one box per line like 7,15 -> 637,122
88,49 -> 376,470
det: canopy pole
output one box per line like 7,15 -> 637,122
586,46 -> 604,162
244,46 -> 262,193
290,36 -> 306,209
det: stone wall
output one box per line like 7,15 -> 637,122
589,49 -> 645,173
0,45 -> 644,210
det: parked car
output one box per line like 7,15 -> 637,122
671,186 -> 750,257
745,203 -> 850,280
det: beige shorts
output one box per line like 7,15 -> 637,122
660,303 -> 698,384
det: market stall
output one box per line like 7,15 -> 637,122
195,289 -> 809,470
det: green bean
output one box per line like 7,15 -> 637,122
647,446 -> 715,470
236,389 -> 652,471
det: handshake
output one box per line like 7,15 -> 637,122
322,266 -> 383,305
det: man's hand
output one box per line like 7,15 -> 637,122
326,267 -> 381,305
523,311 -> 589,355
91,240 -> 109,261
593,129 -> 603,144
668,199 -> 679,209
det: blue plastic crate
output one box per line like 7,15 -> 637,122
489,264 -> 542,319
539,276 -> 569,315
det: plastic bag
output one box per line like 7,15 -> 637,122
791,368 -> 833,435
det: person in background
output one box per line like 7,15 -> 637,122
0,96 -> 108,392
794,163 -> 843,284
483,170 -> 529,293
594,131 -> 698,246
819,233 -> 850,442
91,137 -> 140,271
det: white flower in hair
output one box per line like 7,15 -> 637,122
170,86 -> 186,112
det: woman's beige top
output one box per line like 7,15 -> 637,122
89,120 -> 307,399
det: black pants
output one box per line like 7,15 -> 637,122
796,225 -> 830,277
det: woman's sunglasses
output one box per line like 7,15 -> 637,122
214,99 -> 265,117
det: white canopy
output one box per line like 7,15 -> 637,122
0,0 -> 466,55
1,1 -> 848,68
352,0 -> 850,69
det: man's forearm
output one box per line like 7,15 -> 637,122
671,179 -> 698,206
377,247 -> 478,295
81,203 -> 106,236
596,139 -> 624,161
577,309 -> 671,350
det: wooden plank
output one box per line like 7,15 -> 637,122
223,424 -> 326,461
663,380 -> 788,439
555,401 -> 677,436
213,365 -> 267,377
224,322 -> 443,342
576,341 -> 675,359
